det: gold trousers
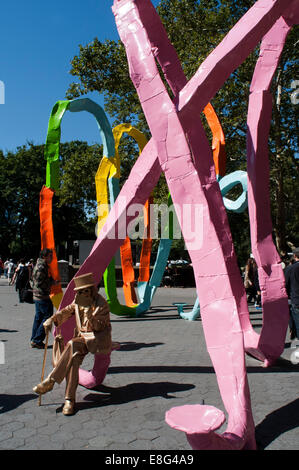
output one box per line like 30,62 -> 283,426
49,337 -> 88,400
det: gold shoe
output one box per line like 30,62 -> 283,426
62,399 -> 75,416
33,377 -> 55,395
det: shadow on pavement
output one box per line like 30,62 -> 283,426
76,381 -> 195,411
255,398 -> 299,449
0,393 -> 37,413
117,342 -> 164,351
0,329 -> 18,333
263,356 -> 299,371
111,315 -> 180,322
107,362 -> 299,375
150,305 -> 194,311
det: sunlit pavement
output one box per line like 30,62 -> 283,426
0,279 -> 298,450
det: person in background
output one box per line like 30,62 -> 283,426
253,261 -> 262,309
11,260 -> 20,285
26,259 -> 35,283
163,265 -> 173,287
285,248 -> 299,341
13,258 -> 29,303
7,259 -> 16,285
3,259 -> 9,278
30,249 -> 57,349
244,258 -> 257,304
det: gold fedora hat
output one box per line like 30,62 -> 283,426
73,273 -> 95,291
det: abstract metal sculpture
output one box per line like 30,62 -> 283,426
43,0 -> 298,449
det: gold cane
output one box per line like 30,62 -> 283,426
38,331 -> 49,406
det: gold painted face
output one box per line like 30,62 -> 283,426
78,288 -> 92,296
75,287 -> 93,306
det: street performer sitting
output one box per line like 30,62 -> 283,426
33,272 -> 113,416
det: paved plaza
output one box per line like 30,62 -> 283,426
0,278 -> 298,451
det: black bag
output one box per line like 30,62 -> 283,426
21,285 -> 34,304
16,266 -> 29,289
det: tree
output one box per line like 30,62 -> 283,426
66,0 -> 299,261
0,142 -> 100,260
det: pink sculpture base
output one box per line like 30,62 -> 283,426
79,354 -> 111,389
78,342 -> 120,389
166,405 -> 256,450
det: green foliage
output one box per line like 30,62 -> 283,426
0,142 -> 100,260
0,143 -> 45,259
66,39 -> 140,126
57,141 -> 100,211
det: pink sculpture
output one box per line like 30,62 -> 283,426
58,0 -> 298,449
245,6 -> 299,365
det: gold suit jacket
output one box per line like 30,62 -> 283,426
53,294 -> 112,354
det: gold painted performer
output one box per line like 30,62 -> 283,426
33,272 -> 112,416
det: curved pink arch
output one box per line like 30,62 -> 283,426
245,8 -> 298,365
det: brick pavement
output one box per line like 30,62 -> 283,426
0,279 -> 298,450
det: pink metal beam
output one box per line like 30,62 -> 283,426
246,4 -> 299,364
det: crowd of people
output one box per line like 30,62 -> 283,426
0,250 -> 59,349
243,250 -> 299,341
1,248 -> 298,343
285,249 -> 299,341
0,256 -> 35,302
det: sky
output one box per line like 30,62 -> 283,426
0,0 -> 159,154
